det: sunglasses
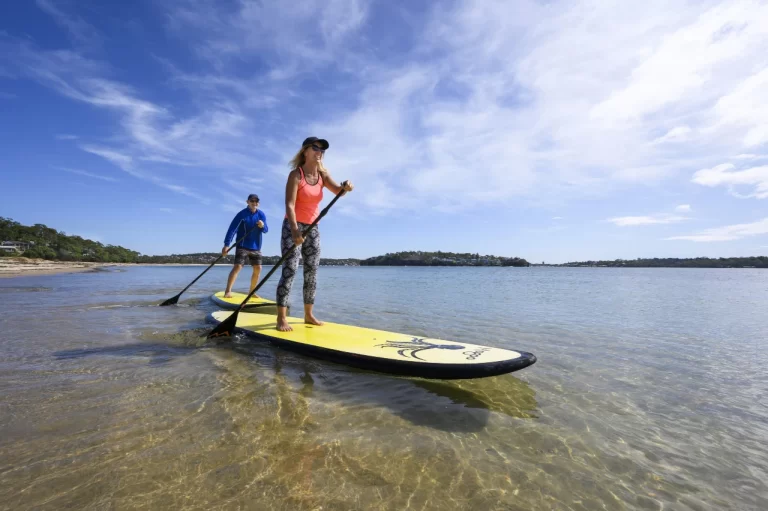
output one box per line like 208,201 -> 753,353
310,145 -> 326,153
248,199 -> 259,203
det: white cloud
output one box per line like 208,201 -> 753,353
35,0 -> 102,50
607,215 -> 689,227
654,126 -> 692,144
165,0 -> 371,77
1,37 -> 271,203
607,204 -> 693,227
552,216 -> 564,220
81,145 -> 210,203
692,163 -> 768,199
57,166 -> 118,182
81,146 -> 133,170
589,2 -> 767,125
6,0 -> 768,219
315,0 -> 768,210
666,217 -> 768,242
2,38 -> 263,170
711,67 -> 768,148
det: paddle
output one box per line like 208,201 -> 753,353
206,182 -> 349,340
159,222 -> 261,306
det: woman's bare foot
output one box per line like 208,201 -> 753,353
276,306 -> 292,331
303,304 -> 324,326
304,313 -> 324,326
276,318 -> 293,331
224,292 -> 233,298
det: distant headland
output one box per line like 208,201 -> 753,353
2,217 -> 766,269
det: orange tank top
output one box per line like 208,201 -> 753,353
291,167 -> 324,224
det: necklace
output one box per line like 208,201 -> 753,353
304,169 -> 319,186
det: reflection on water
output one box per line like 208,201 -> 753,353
1,266 -> 767,510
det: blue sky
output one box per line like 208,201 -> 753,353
1,0 -> 767,263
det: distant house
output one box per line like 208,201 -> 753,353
1,241 -> 32,253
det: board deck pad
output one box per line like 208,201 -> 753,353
207,310 -> 536,379
210,291 -> 281,314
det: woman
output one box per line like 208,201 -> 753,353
222,193 -> 268,298
276,136 -> 354,331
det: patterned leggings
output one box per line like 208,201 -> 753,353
276,218 -> 321,307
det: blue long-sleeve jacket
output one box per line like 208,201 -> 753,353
224,208 -> 268,250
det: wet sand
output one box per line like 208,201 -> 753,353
0,257 -> 108,278
0,258 -> 216,278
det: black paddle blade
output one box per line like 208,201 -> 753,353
159,294 -> 180,306
207,311 -> 239,340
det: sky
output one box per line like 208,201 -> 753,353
1,0 -> 767,263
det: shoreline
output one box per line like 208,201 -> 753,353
0,259 -> 246,278
0,258 -> 108,278
2,258 -> 765,278
0,259 -> 217,278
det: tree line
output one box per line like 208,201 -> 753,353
1,217 -> 140,263
136,252 -> 360,266
558,257 -> 768,268
21,217 -> 763,268
359,251 -> 531,267
1,218 -> 531,267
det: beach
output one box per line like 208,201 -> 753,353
0,258 -> 218,278
0,257 -> 110,278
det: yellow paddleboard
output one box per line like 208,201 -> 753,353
210,291 -> 281,315
207,310 -> 536,379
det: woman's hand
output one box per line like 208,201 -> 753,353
292,228 -> 304,246
342,180 -> 354,192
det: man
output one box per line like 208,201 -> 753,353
222,194 -> 268,298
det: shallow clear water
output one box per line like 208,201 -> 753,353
0,265 -> 766,510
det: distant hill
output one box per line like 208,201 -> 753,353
360,251 -> 530,267
19,217 -> 761,269
1,217 -> 139,263
136,252 -> 360,266
1,218 -> 532,267
557,257 -> 768,268
0,217 -> 362,265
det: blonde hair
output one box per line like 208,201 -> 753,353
289,145 -> 307,171
289,144 -> 328,174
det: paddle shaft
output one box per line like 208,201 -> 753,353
160,221 -> 261,305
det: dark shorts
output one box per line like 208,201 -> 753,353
234,247 -> 262,266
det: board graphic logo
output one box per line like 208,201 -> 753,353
376,337 -> 466,361
463,347 -> 490,360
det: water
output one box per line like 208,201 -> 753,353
1,265 -> 767,510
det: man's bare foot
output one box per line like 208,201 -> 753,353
276,318 -> 293,331
305,314 -> 324,326
224,292 -> 233,298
